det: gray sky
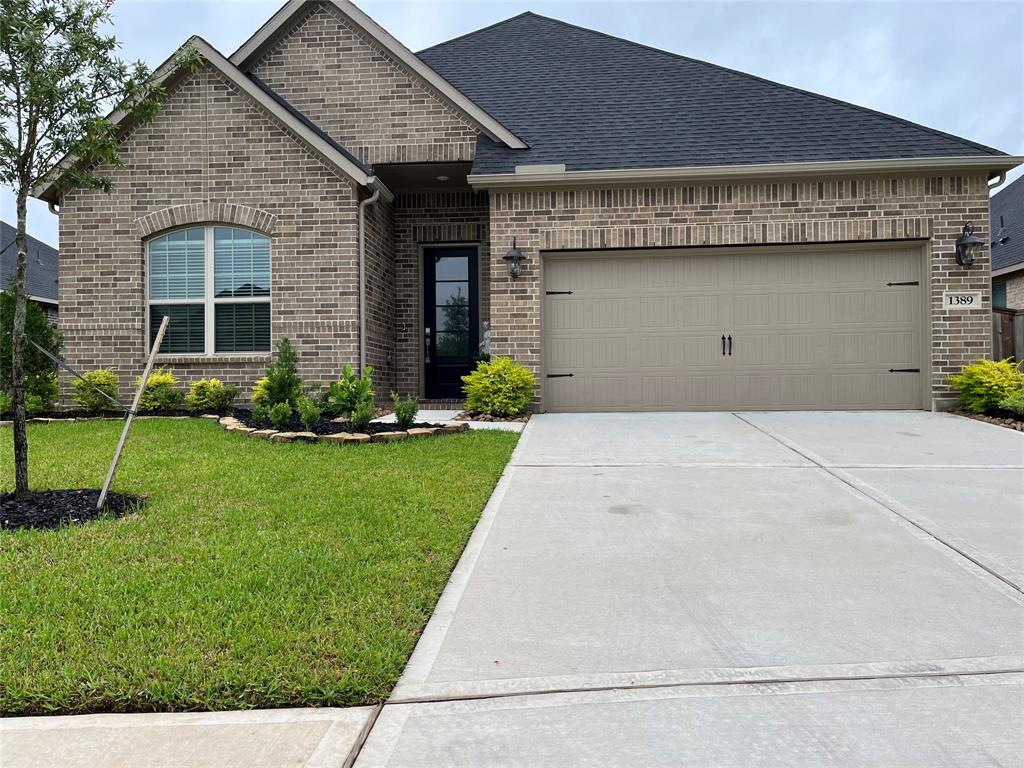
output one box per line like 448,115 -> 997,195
3,0 -> 1022,247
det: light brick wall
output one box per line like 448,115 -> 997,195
57,64 -> 361,403
364,195 -> 397,396
393,191 -> 490,396
487,174 -> 992,410
1003,273 -> 1024,309
252,2 -> 479,166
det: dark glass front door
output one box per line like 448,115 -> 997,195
424,246 -> 479,399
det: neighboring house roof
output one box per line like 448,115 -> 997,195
418,12 -> 1017,178
229,0 -> 527,150
34,37 -> 392,204
991,174 -> 1024,276
0,220 -> 59,304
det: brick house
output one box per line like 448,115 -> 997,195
35,1 -> 1022,411
991,174 -> 1024,310
1,221 -> 59,323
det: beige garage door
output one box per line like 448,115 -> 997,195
543,245 -> 924,412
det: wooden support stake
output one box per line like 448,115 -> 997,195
97,315 -> 169,510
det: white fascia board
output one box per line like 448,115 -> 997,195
229,0 -> 528,150
993,262 -> 1024,279
468,156 -> 1024,189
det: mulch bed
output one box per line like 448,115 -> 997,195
232,410 -> 441,436
456,410 -> 531,423
952,409 -> 1024,431
1,489 -> 144,531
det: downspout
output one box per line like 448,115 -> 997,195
357,178 -> 381,376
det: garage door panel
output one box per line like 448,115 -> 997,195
544,247 -> 923,411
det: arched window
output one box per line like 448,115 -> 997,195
147,226 -> 271,354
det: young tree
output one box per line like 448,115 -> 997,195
0,0 -> 178,493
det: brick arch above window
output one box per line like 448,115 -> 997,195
135,202 -> 277,238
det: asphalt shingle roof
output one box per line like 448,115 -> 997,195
0,220 -> 58,303
991,175 -> 1024,272
417,12 -> 1008,175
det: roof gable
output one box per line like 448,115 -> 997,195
0,221 -> 59,303
992,175 -> 1024,273
418,12 -> 1012,176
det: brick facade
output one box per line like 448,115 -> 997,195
57,64 -> 360,403
393,191 -> 490,396
1000,272 -> 1024,309
487,174 -> 992,409
252,2 -> 479,166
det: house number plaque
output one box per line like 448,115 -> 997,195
942,291 -> 982,309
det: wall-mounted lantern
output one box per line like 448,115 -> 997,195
503,238 -> 526,280
955,222 -> 983,268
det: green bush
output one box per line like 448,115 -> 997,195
948,358 -> 1023,414
26,394 -> 44,415
321,364 -> 374,418
998,389 -> 1024,417
350,399 -> 376,432
461,356 -> 535,417
0,391 -> 10,415
0,288 -> 64,406
186,378 -> 238,412
72,369 -> 120,412
252,338 -> 303,407
269,402 -> 293,430
251,403 -> 271,423
391,391 -> 418,429
296,396 -> 322,431
136,367 -> 183,411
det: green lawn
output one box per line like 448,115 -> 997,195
0,419 -> 518,715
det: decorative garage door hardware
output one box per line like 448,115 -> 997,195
721,335 -> 733,356
546,373 -> 574,378
545,290 -> 573,295
888,368 -> 921,373
886,281 -> 920,286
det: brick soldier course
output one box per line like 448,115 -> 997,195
37,0 -> 1020,411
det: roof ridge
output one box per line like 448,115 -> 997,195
486,11 -> 1005,158
415,11 -> 536,56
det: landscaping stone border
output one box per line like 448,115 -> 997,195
216,415 -> 468,444
952,411 -> 1024,432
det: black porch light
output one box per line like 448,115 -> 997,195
955,222 -> 983,268
503,238 -> 526,280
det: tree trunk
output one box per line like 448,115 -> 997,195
11,189 -> 30,493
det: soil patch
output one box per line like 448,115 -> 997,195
1,489 -> 144,531
456,410 -> 531,423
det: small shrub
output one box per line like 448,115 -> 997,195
0,391 -> 11,415
186,378 -> 238,412
251,403 -> 271,423
391,391 -> 418,429
1,288 -> 63,398
72,369 -> 120,411
296,396 -> 322,431
252,337 -> 303,407
321,364 -> 374,418
948,358 -> 1023,414
30,371 -> 59,408
25,394 -> 44,416
269,402 -> 293,430
136,367 -> 183,411
461,356 -> 535,417
998,389 -> 1024,417
350,398 -> 376,432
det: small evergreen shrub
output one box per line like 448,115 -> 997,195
321,364 -> 374,418
461,356 -> 535,417
0,391 -> 11,415
948,358 -> 1023,414
998,389 -> 1024,417
350,398 -> 376,432
136,367 -> 183,411
72,369 -> 120,411
26,394 -> 44,415
251,403 -> 271,423
269,402 -> 293,430
252,337 -> 303,407
296,396 -> 322,431
1,288 -> 63,403
391,391 -> 418,429
186,378 -> 238,411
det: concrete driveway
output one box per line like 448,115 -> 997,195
357,411 -> 1024,767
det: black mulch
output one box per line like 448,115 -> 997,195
9,408 -> 233,420
232,410 -> 442,436
1,489 -> 144,531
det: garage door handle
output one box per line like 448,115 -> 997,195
727,335 -> 732,356
547,373 -> 574,378
886,281 -> 919,286
888,368 -> 920,373
721,335 -> 726,356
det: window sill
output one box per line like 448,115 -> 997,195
156,354 -> 271,365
